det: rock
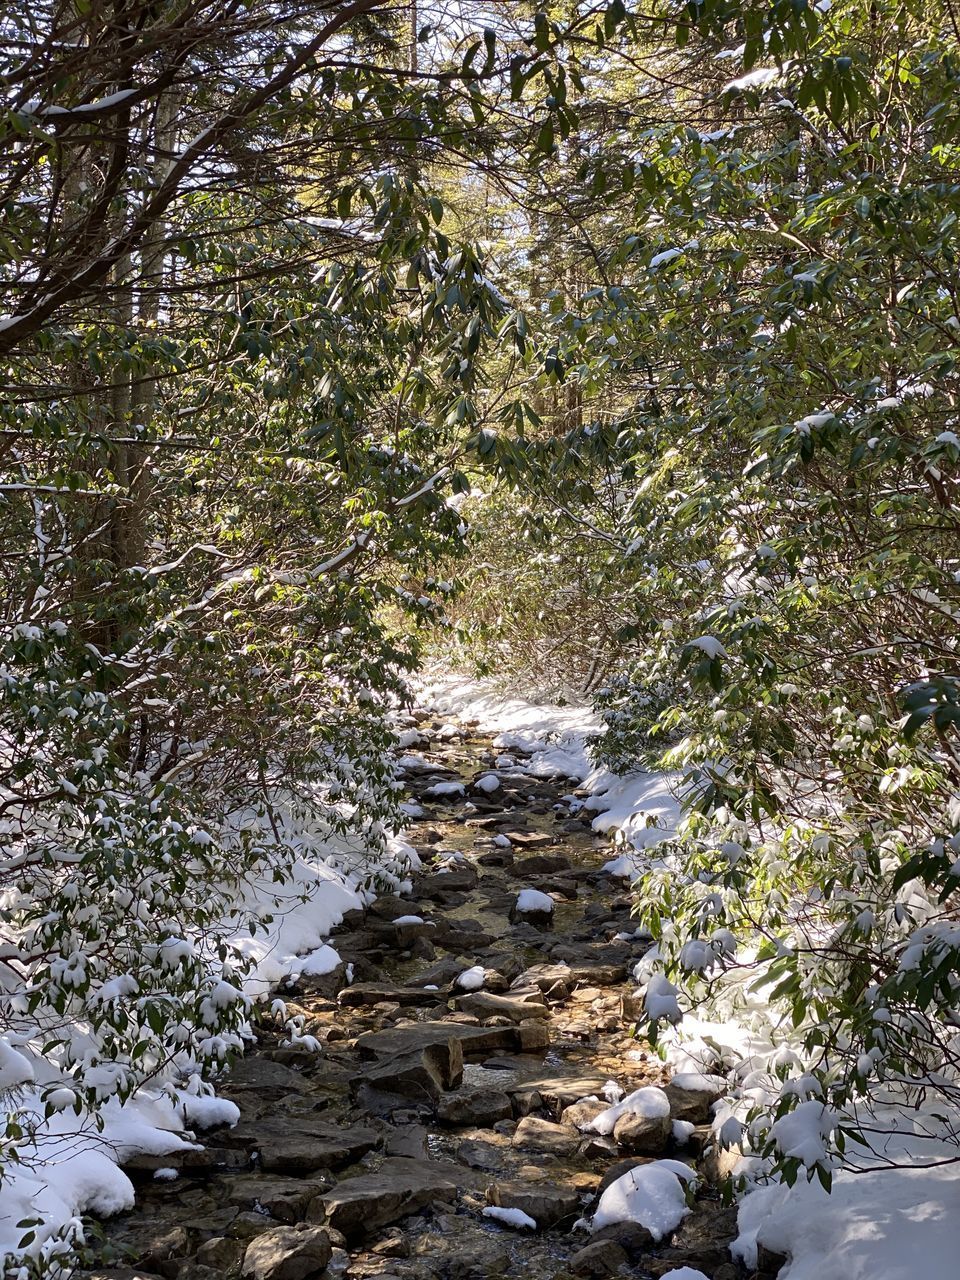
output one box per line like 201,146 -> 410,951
226,1176 -> 332,1222
384,1125 -> 430,1159
456,1138 -> 507,1171
509,1075 -> 609,1118
511,963 -> 573,996
485,1180 -> 581,1229
454,991 -> 548,1023
416,866 -> 480,896
351,1047 -> 451,1108
241,1225 -> 332,1280
568,1240 -> 629,1276
664,1080 -> 723,1126
354,1025 -> 465,1087
596,1158 -> 651,1198
578,1134 -> 618,1160
356,1020 -> 519,1064
517,1019 -> 551,1052
438,1089 -> 513,1127
590,1221 -> 656,1258
612,1110 -> 671,1154
339,983 -> 443,1007
560,1098 -> 608,1129
513,854 -> 572,875
319,1157 -> 458,1239
222,1058 -> 317,1098
226,1120 -> 379,1174
511,1116 -> 580,1156
195,1238 -> 246,1271
122,1147 -> 248,1175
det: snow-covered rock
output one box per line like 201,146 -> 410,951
592,1160 -> 696,1240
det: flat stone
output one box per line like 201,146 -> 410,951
226,1176 -> 332,1221
454,992 -> 548,1024
339,983 -> 443,1008
223,1058 -> 317,1097
509,1075 -> 609,1117
416,866 -> 479,895
356,1020 -> 520,1064
513,854 -> 572,875
225,1121 -> 379,1174
511,1116 -> 579,1156
485,1180 -> 581,1229
319,1157 -> 458,1239
242,1225 -> 332,1280
437,1089 -> 513,1127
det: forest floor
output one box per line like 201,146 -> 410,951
84,717 -> 767,1280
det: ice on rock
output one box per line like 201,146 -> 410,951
587,1085 -> 671,1135
515,889 -> 554,914
592,1160 -> 696,1239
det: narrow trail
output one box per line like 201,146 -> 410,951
89,715 -> 774,1280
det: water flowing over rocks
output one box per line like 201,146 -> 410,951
85,718 -> 765,1280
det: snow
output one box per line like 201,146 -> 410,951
734,1121 -> 960,1280
592,1160 -> 697,1239
483,1205 -> 537,1230
659,1270 -> 710,1280
587,1085 -> 671,1135
475,773 -> 501,792
456,965 -> 486,991
686,635 -> 727,658
392,914 -> 424,925
423,780 -> 466,798
515,888 -> 554,914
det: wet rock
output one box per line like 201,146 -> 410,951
511,1116 -> 580,1156
319,1157 -> 458,1239
568,1240 -> 629,1276
241,1224 -> 332,1280
485,1180 -> 581,1229
511,963 -> 573,995
438,1089 -> 513,1127
578,1134 -> 618,1160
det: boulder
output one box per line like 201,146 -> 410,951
561,1098 -> 609,1130
225,1120 -> 379,1175
664,1079 -> 724,1126
241,1225 -> 332,1280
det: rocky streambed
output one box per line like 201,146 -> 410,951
85,717 -> 780,1280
